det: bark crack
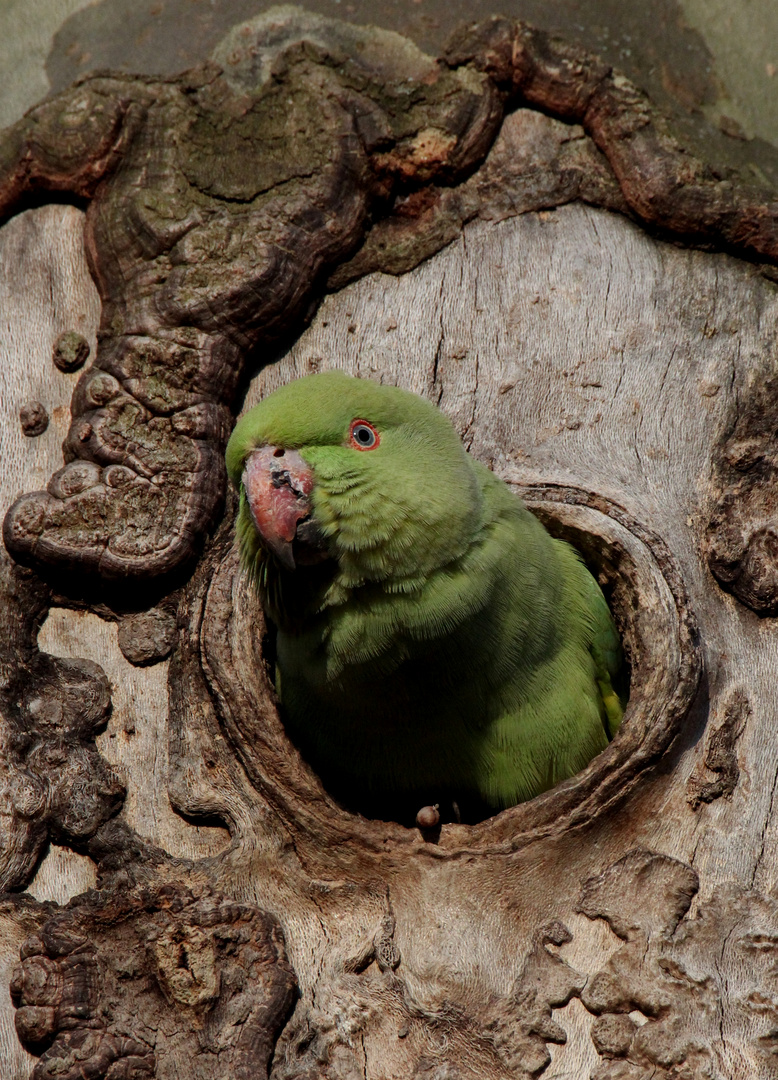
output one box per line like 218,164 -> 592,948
749,750 -> 778,890
431,276 -> 446,405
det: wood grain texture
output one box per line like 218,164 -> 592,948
225,203 -> 778,1077
4,197 -> 778,1080
2,10 -> 776,601
0,205 -> 230,1076
0,203 -> 100,1078
3,11 -> 778,1077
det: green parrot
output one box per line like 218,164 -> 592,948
226,371 -> 623,821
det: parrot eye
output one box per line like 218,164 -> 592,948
349,419 -> 380,450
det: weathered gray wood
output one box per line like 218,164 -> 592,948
0,203 -> 99,1077
4,171 -> 778,1080
0,206 -> 232,1076
5,187 -> 778,1080
3,12 -> 778,1077
230,203 -> 778,1078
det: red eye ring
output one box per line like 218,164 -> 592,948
348,419 -> 380,450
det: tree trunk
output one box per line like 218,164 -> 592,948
2,10 -> 778,1080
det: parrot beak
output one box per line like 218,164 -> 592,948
242,446 -> 326,570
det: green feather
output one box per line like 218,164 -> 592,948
227,371 -> 624,813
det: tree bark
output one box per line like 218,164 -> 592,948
2,10 -> 778,1080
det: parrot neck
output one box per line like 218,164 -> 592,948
260,556 -> 338,632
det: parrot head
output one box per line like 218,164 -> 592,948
226,371 -> 484,622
